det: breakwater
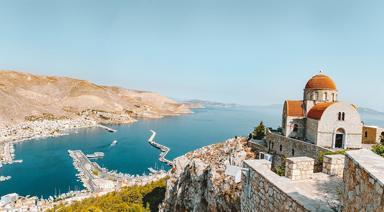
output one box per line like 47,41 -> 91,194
148,130 -> 174,167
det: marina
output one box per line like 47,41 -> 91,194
68,149 -> 168,194
147,130 -> 174,167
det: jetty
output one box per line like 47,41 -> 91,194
147,130 -> 174,167
68,150 -> 115,192
97,124 -> 117,133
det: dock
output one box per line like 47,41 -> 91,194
97,125 -> 117,133
147,130 -> 174,167
68,149 -> 169,194
68,150 -> 116,193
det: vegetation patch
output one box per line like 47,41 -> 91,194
48,178 -> 167,212
372,144 -> 384,157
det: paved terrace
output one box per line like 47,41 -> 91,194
244,160 -> 342,211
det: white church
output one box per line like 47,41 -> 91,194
281,73 -> 362,149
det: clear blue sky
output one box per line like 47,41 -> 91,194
0,0 -> 383,110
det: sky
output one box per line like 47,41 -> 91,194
0,0 -> 383,110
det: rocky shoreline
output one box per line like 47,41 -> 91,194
161,137 -> 256,212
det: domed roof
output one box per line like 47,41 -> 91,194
305,73 -> 337,90
307,102 -> 335,120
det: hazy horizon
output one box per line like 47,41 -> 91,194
0,0 -> 383,110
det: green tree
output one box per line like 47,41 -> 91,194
253,121 -> 266,140
372,144 -> 384,157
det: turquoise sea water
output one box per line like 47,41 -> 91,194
0,106 -> 281,198
0,106 -> 382,198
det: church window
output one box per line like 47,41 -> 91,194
279,145 -> 282,152
338,112 -> 342,121
365,131 -> 368,138
342,112 -> 345,121
332,93 -> 335,101
324,92 -> 328,100
292,149 -> 295,156
315,92 -> 319,100
293,124 -> 298,132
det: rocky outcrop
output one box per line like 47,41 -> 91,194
162,137 -> 256,212
0,71 -> 191,128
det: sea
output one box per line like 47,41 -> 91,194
0,105 -> 382,198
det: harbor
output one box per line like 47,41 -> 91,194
148,130 -> 174,167
68,149 -> 168,194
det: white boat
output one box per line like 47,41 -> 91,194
86,152 -> 104,159
0,176 -> 11,182
111,140 -> 118,146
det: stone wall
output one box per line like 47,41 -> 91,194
285,157 -> 314,180
266,130 -> 331,171
241,160 -> 309,212
342,149 -> 384,211
322,154 -> 345,177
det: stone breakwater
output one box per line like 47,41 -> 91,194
0,118 -> 97,164
161,137 -> 256,212
148,130 -> 174,167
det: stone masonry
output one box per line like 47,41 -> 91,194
285,157 -> 314,180
322,154 -> 345,177
241,159 -> 336,212
342,149 -> 384,211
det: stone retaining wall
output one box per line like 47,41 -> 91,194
241,160 -> 309,212
266,130 -> 331,171
342,149 -> 384,211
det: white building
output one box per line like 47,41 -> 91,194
282,73 -> 362,149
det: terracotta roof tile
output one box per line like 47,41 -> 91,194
305,74 -> 337,90
307,102 -> 335,120
284,100 -> 304,117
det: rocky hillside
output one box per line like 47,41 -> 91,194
161,137 -> 256,212
0,71 -> 191,127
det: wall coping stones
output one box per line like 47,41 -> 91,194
346,149 -> 384,186
244,159 -> 336,211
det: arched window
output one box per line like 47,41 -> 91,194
332,93 -> 335,101
292,149 -> 295,156
342,112 -> 345,121
279,145 -> 282,152
365,131 -> 368,138
324,92 -> 328,101
315,92 -> 319,100
338,112 -> 342,121
293,124 -> 299,133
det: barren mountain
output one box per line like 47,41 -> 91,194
0,71 -> 191,127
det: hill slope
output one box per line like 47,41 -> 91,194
0,71 -> 190,127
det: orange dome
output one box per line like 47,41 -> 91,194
305,74 -> 337,90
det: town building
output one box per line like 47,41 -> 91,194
362,125 -> 384,144
282,73 -> 363,149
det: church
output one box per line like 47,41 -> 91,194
281,73 -> 362,149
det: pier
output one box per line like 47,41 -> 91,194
97,124 -> 117,133
68,149 -> 168,194
68,150 -> 116,193
147,130 -> 174,167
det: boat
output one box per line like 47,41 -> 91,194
86,152 -> 105,159
110,140 -> 118,146
0,176 -> 11,182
